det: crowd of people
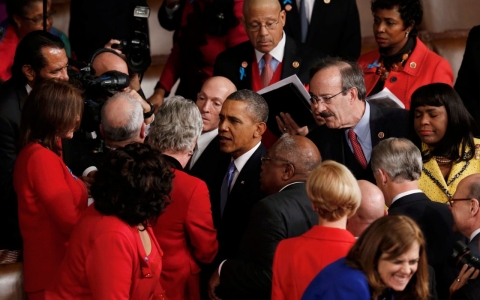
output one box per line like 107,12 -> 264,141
1,0 -> 480,299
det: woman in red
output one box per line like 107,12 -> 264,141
357,0 -> 453,109
13,80 -> 88,299
46,143 -> 174,299
148,96 -> 218,300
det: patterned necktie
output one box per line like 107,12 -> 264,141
299,0 -> 308,43
261,53 -> 273,88
348,129 -> 368,169
220,161 -> 236,217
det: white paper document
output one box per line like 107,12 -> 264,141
366,87 -> 405,109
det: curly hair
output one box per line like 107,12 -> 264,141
371,0 -> 423,36
91,143 -> 174,229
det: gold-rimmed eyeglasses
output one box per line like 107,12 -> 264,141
310,88 -> 348,105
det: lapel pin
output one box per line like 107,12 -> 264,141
409,62 -> 417,69
324,0 -> 330,3
241,61 -> 248,68
378,132 -> 385,139
292,61 -> 300,68
367,60 -> 381,69
285,4 -> 292,11
239,66 -> 246,80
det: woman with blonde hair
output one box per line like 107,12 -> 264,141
271,160 -> 360,300
303,215 -> 430,300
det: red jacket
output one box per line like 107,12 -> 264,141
154,168 -> 218,300
358,38 -> 454,109
13,142 -> 88,294
271,226 -> 356,300
45,206 -> 166,300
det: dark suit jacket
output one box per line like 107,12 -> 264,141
213,36 -> 320,90
388,192 -> 459,300
280,0 -> 361,61
217,182 -> 318,300
306,104 -> 409,182
187,135 -> 231,229
0,77 -> 27,250
455,25 -> 480,124
469,232 -> 480,256
216,144 -> 267,262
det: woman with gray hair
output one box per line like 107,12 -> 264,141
148,96 -> 218,300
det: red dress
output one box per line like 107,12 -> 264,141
13,142 -> 88,296
271,226 -> 356,300
154,168 -> 218,300
45,206 -> 166,300
358,38 -> 454,109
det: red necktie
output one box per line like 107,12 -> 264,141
261,53 -> 273,88
348,129 -> 367,169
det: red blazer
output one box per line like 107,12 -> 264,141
271,226 -> 356,300
154,168 -> 218,300
13,142 -> 88,294
358,38 -> 454,109
158,0 -> 248,93
45,206 -> 166,300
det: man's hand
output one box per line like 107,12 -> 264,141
450,264 -> 480,296
104,39 -> 127,60
276,112 -> 309,136
208,268 -> 222,300
124,88 -> 155,125
148,88 -> 166,112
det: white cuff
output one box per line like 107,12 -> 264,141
82,166 -> 98,177
218,260 -> 227,276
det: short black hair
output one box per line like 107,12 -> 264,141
409,83 -> 478,162
92,143 -> 174,229
226,89 -> 269,123
371,0 -> 423,37
11,30 -> 65,84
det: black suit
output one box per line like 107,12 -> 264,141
217,182 -> 318,300
455,25 -> 480,125
216,144 -> 268,262
187,135 -> 231,228
280,0 -> 361,61
213,36 -> 320,90
469,232 -> 480,256
306,104 -> 409,182
388,192 -> 459,300
0,77 -> 27,251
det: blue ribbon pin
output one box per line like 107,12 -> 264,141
367,60 -> 381,69
239,67 -> 246,80
283,0 -> 292,4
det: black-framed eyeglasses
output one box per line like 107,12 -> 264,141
245,12 -> 281,32
261,156 -> 291,165
310,88 -> 348,105
448,197 -> 471,206
21,10 -> 56,25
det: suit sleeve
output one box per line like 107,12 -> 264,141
29,151 -> 87,238
301,273 -> 370,300
86,232 -> 135,300
158,42 -> 182,92
337,0 -> 361,61
185,179 -> 218,263
271,242 -> 288,300
219,201 -> 286,297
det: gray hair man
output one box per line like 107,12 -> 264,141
371,137 -> 457,298
306,57 -> 409,183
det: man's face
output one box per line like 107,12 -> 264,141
14,1 -> 53,39
309,67 -> 352,129
196,82 -> 231,133
450,181 -> 473,236
243,4 -> 285,53
259,147 -> 287,195
218,100 -> 261,159
37,47 -> 69,83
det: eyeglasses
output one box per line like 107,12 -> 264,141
21,10 -> 56,25
310,88 -> 348,105
245,12 -> 281,32
261,156 -> 291,165
448,197 -> 472,206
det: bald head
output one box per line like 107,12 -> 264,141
260,134 -> 321,195
100,92 -> 145,145
243,0 -> 281,15
92,51 -> 129,76
347,180 -> 386,237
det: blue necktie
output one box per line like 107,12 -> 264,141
220,161 -> 236,217
299,0 -> 308,43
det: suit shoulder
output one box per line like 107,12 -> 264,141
216,41 -> 252,61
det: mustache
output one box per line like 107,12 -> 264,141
319,110 -> 335,118
257,37 -> 273,43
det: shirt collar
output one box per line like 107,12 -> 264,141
470,228 -> 480,242
232,142 -> 261,173
254,31 -> 286,63
351,101 -> 370,143
391,189 -> 423,205
279,181 -> 304,192
25,84 -> 32,94
197,129 -> 218,151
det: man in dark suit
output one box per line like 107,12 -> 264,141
0,30 -> 68,259
209,134 -> 320,299
187,76 -> 236,228
450,174 -> 480,256
371,137 -> 459,300
279,0 -> 361,61
306,57 -> 409,182
213,0 -> 320,91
